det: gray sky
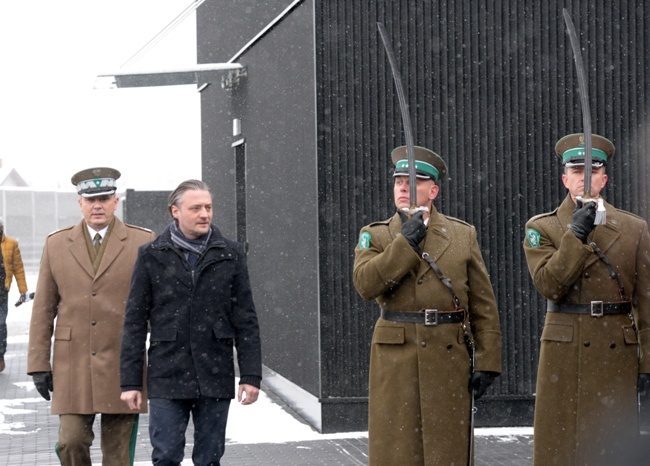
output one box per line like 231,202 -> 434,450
0,1 -> 201,191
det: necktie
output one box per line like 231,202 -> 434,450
93,233 -> 101,254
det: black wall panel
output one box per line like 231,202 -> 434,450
199,0 -> 323,398
198,0 -> 650,430
315,0 -> 650,408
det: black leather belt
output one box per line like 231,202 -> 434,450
547,301 -> 631,317
380,308 -> 465,326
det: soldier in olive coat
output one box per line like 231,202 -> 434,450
523,134 -> 650,465
27,167 -> 155,466
353,146 -> 502,466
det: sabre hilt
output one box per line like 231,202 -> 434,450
576,196 -> 606,225
400,206 -> 430,216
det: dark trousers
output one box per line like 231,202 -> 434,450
0,290 -> 7,356
149,397 -> 231,466
56,413 -> 139,466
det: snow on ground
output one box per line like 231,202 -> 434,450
5,273 -> 531,445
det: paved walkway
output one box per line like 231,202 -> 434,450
1,283 -> 534,465
0,335 -> 534,466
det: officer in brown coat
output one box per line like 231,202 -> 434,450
27,167 -> 155,466
523,134 -> 650,465
353,146 -> 502,466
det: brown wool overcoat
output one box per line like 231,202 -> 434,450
354,207 -> 502,466
27,218 -> 155,415
524,195 -> 650,465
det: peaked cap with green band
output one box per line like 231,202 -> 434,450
71,167 -> 121,198
555,133 -> 615,168
391,145 -> 448,181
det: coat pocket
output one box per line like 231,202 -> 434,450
54,326 -> 71,341
541,323 -> 573,343
373,326 -> 405,345
212,325 -> 235,340
150,328 -> 177,342
623,326 -> 638,345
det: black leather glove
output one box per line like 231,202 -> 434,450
569,199 -> 597,243
638,373 -> 650,397
401,211 -> 426,249
469,371 -> 498,400
32,371 -> 53,401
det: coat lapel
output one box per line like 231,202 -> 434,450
94,219 -> 127,279
587,201 -> 621,268
418,210 -> 451,279
68,221 -> 95,279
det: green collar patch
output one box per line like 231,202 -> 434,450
526,228 -> 541,248
358,231 -> 372,250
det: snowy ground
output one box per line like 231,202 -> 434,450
5,273 -> 372,446
3,273 -> 532,466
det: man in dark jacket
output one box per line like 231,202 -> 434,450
120,179 -> 262,466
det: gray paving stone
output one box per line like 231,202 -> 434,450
1,339 -> 534,466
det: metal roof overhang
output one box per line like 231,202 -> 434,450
95,63 -> 247,90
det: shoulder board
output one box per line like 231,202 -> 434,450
125,224 -> 154,233
442,215 -> 471,227
366,218 -> 392,228
527,207 -> 560,223
613,208 -> 644,221
47,225 -> 74,237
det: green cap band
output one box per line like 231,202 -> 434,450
394,159 -> 440,181
562,147 -> 608,164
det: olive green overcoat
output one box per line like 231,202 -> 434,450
524,195 -> 650,465
27,218 -> 155,415
354,207 -> 502,466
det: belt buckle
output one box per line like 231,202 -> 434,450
424,309 -> 438,326
591,301 -> 604,317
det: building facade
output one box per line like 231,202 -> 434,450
121,0 -> 650,433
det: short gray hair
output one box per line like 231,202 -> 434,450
167,180 -> 212,217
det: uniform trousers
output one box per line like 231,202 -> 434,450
149,397 -> 230,466
0,290 -> 7,356
56,413 -> 139,466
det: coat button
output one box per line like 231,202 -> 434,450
91,320 -> 97,326
583,341 -> 590,347
417,279 -> 423,284
91,351 -> 96,356
610,343 -> 616,349
91,291 -> 97,296
420,341 -> 426,348
584,272 -> 590,278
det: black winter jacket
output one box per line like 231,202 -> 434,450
120,223 -> 262,399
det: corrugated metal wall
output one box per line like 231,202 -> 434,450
315,0 -> 650,406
